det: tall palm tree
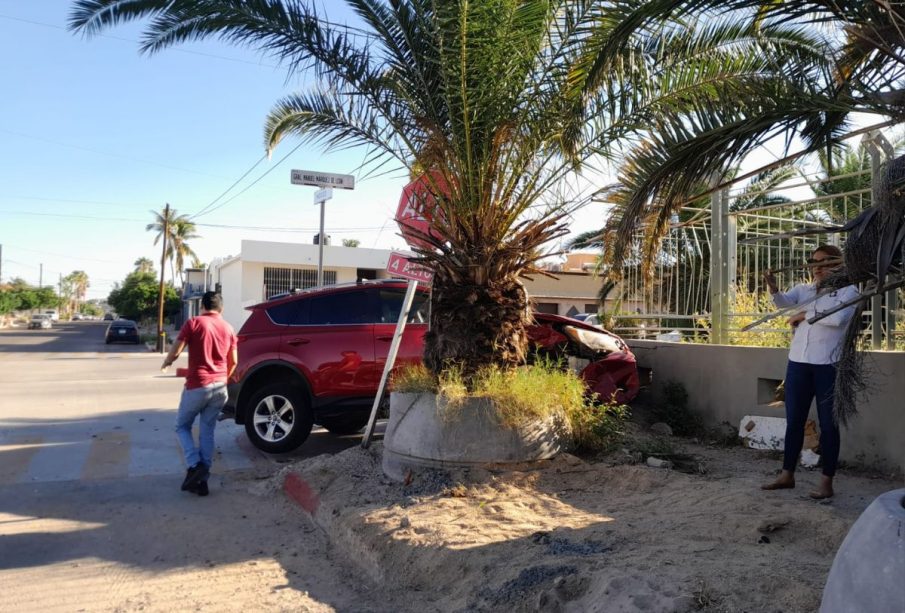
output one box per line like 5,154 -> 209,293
63,270 -> 90,315
145,206 -> 199,285
69,0 -> 791,377
169,217 -> 200,285
133,257 -> 155,274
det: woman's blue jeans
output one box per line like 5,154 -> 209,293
783,360 -> 840,477
174,383 -> 228,470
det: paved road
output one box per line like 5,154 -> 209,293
0,321 -> 373,485
0,322 -> 400,612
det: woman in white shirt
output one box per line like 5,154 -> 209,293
761,245 -> 859,499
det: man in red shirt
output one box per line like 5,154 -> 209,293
161,291 -> 237,496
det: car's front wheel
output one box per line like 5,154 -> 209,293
243,383 -> 313,453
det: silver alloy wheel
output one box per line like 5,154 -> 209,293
251,394 -> 295,443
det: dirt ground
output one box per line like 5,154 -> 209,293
279,430 -> 902,613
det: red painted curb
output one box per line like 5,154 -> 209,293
283,472 -> 320,515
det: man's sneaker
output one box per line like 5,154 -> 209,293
181,463 -> 208,491
217,406 -> 236,422
194,481 -> 209,497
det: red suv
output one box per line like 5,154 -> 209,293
226,279 -> 638,453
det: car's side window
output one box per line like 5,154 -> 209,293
266,300 -> 307,326
308,290 -> 377,325
377,288 -> 430,324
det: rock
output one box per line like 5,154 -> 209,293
561,453 -> 583,466
757,518 -> 791,534
650,422 -> 673,437
646,457 -> 673,469
757,535 -> 771,544
399,515 -> 411,529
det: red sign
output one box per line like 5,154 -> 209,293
386,252 -> 434,284
395,171 -> 448,251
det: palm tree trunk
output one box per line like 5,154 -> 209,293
423,266 -> 530,379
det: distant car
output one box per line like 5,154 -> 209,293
105,319 -> 141,344
103,313 -> 116,321
44,309 -> 60,322
72,313 -> 84,321
572,313 -> 592,322
28,314 -> 52,330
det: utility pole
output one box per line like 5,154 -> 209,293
156,203 -> 170,353
0,244 -> 3,282
39,263 -> 43,288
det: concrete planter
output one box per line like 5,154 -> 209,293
819,488 -> 905,613
382,392 -> 568,481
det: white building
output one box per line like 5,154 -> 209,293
209,239 -> 610,330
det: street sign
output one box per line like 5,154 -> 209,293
386,252 -> 434,284
396,171 -> 448,251
291,169 -> 355,190
313,187 -> 333,204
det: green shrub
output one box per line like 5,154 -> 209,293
391,362 -> 630,453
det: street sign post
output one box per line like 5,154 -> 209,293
291,169 -> 355,190
386,252 -> 434,284
313,187 -> 333,204
291,170 -> 355,287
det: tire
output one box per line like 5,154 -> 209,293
318,413 -> 370,435
243,382 -> 313,453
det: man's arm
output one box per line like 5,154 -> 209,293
226,346 -> 238,379
161,339 -> 187,370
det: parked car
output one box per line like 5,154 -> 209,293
571,313 -> 592,322
103,312 -> 116,321
105,319 -> 141,344
44,309 -> 60,322
226,279 -> 638,453
72,312 -> 84,321
28,314 -> 52,329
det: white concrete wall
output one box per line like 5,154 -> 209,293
218,258 -> 246,330
628,340 -> 905,474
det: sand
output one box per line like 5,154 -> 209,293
284,433 -> 901,613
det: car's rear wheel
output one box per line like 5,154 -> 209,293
318,413 -> 370,435
244,383 -> 313,453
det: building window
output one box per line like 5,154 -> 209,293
263,267 -> 337,298
533,302 -> 558,314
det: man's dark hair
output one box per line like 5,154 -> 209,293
202,291 -> 223,311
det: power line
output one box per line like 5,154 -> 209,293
0,13 -> 282,69
0,209 -> 382,232
188,155 -> 267,219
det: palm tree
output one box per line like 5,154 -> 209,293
68,0 -> 787,377
145,206 -> 199,285
64,270 -> 89,315
169,217 -> 200,285
133,257 -> 155,274
569,0 -> 904,273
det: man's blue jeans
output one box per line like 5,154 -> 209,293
783,360 -> 840,477
174,383 -> 228,470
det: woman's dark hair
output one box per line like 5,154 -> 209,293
813,244 -> 842,258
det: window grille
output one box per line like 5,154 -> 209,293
263,267 -> 336,298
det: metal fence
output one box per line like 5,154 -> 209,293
607,134 -> 903,350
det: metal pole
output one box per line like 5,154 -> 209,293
866,132 -> 893,350
317,199 -> 325,287
39,263 -> 43,288
156,203 -> 170,353
362,279 -> 418,449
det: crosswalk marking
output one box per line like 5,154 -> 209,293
0,437 -> 45,483
0,428 -> 257,486
81,430 -> 131,480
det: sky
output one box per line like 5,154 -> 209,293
0,1 -> 620,300
1,2 -> 853,302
